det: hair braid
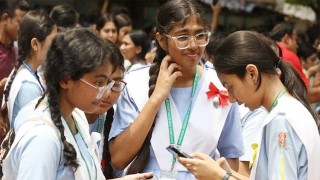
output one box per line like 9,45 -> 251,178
47,86 -> 79,168
126,46 -> 162,174
103,107 -> 115,178
3,55 -> 24,103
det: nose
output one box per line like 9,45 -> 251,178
101,89 -> 112,99
188,36 -> 198,49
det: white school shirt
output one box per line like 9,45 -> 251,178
240,107 -> 268,162
109,66 -> 244,179
2,67 -> 44,128
2,99 -> 105,180
250,96 -> 320,180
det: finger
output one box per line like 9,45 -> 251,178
167,62 -> 182,75
160,55 -> 173,70
191,152 -> 210,160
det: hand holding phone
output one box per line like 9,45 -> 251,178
166,145 -> 193,158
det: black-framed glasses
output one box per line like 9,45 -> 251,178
164,31 -> 211,49
80,78 -> 115,99
111,80 -> 127,92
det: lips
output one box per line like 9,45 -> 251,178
186,54 -> 198,59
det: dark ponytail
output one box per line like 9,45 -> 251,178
277,60 -> 319,130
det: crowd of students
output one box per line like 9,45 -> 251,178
0,0 -> 319,179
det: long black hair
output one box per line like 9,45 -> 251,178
44,28 -> 113,168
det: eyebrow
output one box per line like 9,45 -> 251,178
174,28 -> 205,35
94,74 -> 109,79
112,76 -> 124,81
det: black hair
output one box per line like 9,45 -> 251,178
44,28 -> 112,168
269,21 -> 295,41
126,0 -> 207,174
3,10 -> 54,103
128,30 -> 149,61
205,31 -> 229,63
0,0 -> 29,17
99,39 -> 124,179
49,4 -> 79,29
297,42 -> 317,62
96,13 -> 118,32
114,13 -> 132,30
214,31 -> 318,126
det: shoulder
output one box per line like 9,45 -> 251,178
126,64 -> 151,75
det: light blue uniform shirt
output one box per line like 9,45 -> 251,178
255,113 -> 308,179
12,80 -> 42,127
109,68 -> 244,179
10,100 -> 95,180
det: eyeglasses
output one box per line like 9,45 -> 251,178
164,31 -> 211,49
111,80 -> 127,92
80,78 -> 115,99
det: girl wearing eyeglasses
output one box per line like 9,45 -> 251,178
2,28 -> 152,180
108,0 -> 244,179
81,37 -> 152,179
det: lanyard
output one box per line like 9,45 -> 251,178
44,97 -> 97,179
165,67 -> 199,169
96,114 -> 104,133
270,88 -> 287,111
64,116 -> 98,180
22,61 -> 45,92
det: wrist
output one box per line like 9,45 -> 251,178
222,171 -> 232,180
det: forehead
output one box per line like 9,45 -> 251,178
217,73 -> 240,87
170,14 -> 205,33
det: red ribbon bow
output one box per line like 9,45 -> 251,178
206,82 -> 229,107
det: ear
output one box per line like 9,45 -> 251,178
1,13 -> 10,24
283,34 -> 290,45
59,77 -> 73,90
135,45 -> 142,55
155,32 -> 168,51
245,64 -> 259,83
30,38 -> 40,52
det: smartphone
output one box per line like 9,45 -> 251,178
166,145 -> 193,158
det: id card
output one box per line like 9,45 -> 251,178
159,170 -> 178,180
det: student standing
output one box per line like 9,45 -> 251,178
179,31 -> 320,180
109,0 -> 244,179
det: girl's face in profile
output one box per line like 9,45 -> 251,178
120,34 -> 140,62
95,66 -> 124,114
66,60 -> 113,114
118,25 -> 132,44
161,14 -> 206,71
217,69 -> 262,111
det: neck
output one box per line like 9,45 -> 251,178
262,77 -> 287,112
25,56 -> 40,72
85,113 -> 99,124
59,93 -> 77,134
173,65 -> 202,87
0,27 -> 13,44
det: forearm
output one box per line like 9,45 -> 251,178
109,95 -> 163,169
226,158 -> 239,172
238,161 -> 250,177
307,86 -> 320,103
